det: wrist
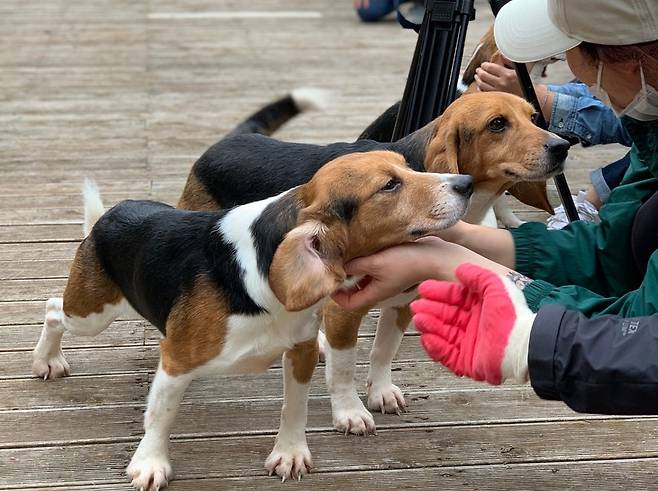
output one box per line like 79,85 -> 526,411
499,276 -> 536,383
439,220 -> 471,246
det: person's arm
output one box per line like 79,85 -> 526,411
474,61 -> 632,147
545,84 -> 633,147
530,304 -> 658,414
330,236 -> 520,311
440,221 -> 516,269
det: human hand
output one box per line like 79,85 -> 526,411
411,263 -> 534,384
331,237 -> 454,311
354,0 -> 369,9
474,55 -> 523,97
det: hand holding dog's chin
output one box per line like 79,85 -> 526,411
432,220 -> 469,244
331,238 -> 464,311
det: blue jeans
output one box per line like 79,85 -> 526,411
590,152 -> 631,204
356,0 -> 409,21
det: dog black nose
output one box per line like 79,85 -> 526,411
450,175 -> 473,198
545,137 -> 570,161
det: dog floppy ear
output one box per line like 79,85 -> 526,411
269,222 -> 347,312
425,118 -> 460,174
507,181 -> 554,214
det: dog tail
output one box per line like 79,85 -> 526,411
82,178 -> 105,237
227,87 -> 330,137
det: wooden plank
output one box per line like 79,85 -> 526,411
40,459 -> 658,491
0,320 -> 148,351
1,313 -> 383,351
0,224 -> 83,244
0,361 -> 493,410
0,334 -> 427,378
0,259 -> 72,280
3,419 -> 658,487
0,242 -> 78,260
0,301 -> 140,326
0,373 -> 149,411
0,278 -> 69,301
1,387 -> 612,449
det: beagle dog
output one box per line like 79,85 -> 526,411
32,151 -> 473,490
460,24 -> 566,227
176,91 -> 569,437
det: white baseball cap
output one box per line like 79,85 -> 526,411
494,0 -> 658,63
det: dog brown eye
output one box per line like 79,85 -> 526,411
488,117 -> 506,132
380,177 -> 401,192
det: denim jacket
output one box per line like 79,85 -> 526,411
547,82 -> 632,147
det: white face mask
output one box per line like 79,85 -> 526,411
589,62 -> 658,121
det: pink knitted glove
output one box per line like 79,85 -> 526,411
411,263 -> 534,384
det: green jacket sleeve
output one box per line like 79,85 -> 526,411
511,118 -> 658,315
512,138 -> 658,299
521,251 -> 658,317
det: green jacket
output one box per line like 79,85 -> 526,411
511,118 -> 658,316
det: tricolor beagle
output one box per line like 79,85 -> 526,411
32,151 -> 473,490
175,91 -> 569,438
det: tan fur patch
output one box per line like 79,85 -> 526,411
63,238 -> 123,318
323,301 -> 367,350
177,172 -> 220,211
286,337 -> 319,384
394,305 -> 412,333
160,275 -> 227,376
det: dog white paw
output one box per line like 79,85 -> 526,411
32,350 -> 70,380
367,382 -> 406,415
332,400 -> 376,435
127,451 -> 172,491
265,442 -> 312,481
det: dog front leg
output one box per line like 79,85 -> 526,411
265,337 -> 318,481
324,303 -> 376,435
367,306 -> 408,415
127,363 -> 192,491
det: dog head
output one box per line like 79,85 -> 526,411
425,91 -> 568,189
268,150 -> 472,311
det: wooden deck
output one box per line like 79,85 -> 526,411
0,0 -> 651,489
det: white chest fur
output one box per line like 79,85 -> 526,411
195,309 -> 321,377
464,188 -> 498,225
191,190 -> 321,378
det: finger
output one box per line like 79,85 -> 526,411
480,62 -> 509,77
331,282 -> 381,311
417,280 -> 468,305
474,74 -> 497,92
474,67 -> 501,87
410,299 -> 465,328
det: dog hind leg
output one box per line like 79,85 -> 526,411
32,239 -> 125,380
